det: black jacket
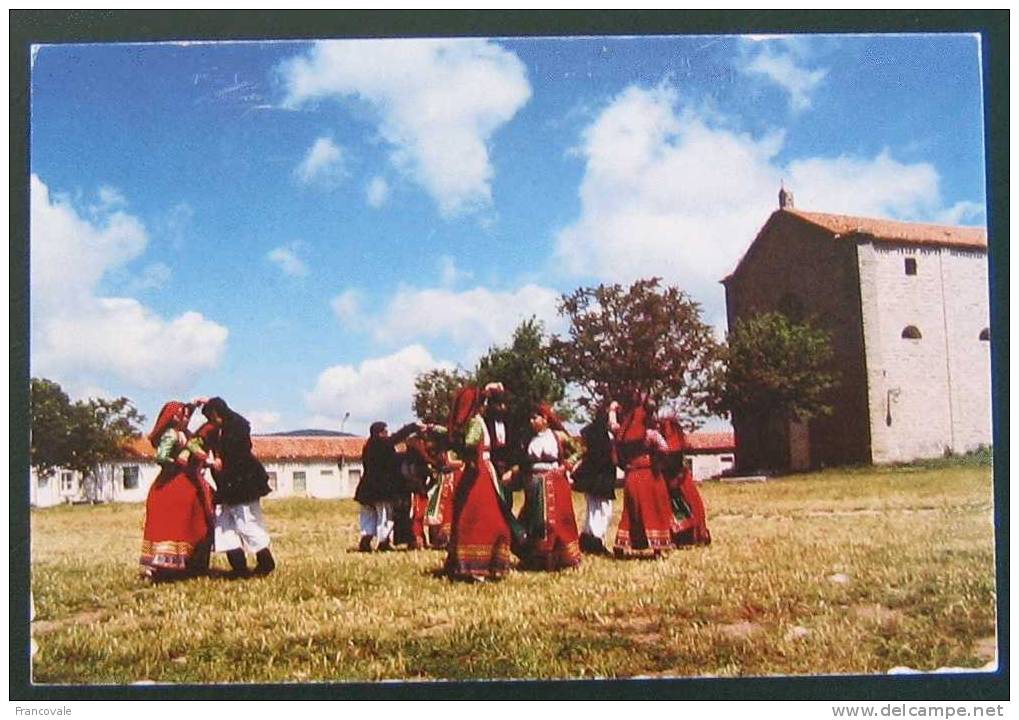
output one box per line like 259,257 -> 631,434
354,423 -> 418,505
209,413 -> 271,506
572,416 -> 618,499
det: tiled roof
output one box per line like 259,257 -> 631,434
118,435 -> 367,461
685,432 -> 735,452
786,209 -> 987,250
119,432 -> 734,460
252,436 -> 366,461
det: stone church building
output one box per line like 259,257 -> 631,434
722,188 -> 991,471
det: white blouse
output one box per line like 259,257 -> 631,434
528,428 -> 559,470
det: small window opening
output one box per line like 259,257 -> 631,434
901,326 -> 922,340
979,328 -> 990,342
904,258 -> 917,275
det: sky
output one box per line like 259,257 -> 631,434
28,33 -> 987,436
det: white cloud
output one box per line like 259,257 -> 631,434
164,201 -> 195,250
245,410 -> 283,434
554,84 -> 961,327
96,185 -> 127,211
280,38 -> 531,217
30,175 -> 228,393
304,344 -> 451,433
785,150 -> 940,218
366,176 -> 389,208
267,244 -> 310,277
127,262 -> 172,293
330,288 -> 363,326
438,255 -> 472,287
935,200 -> 985,226
350,284 -> 563,354
295,136 -> 346,186
743,45 -> 827,112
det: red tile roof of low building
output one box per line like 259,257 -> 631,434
786,209 -> 987,250
685,432 -> 735,452
120,432 -> 734,460
119,435 -> 367,461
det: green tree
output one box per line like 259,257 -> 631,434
708,312 -> 839,423
412,367 -> 475,424
475,318 -> 569,432
30,378 -> 145,491
549,278 -> 719,426
29,378 -> 78,479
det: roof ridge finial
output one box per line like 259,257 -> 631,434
779,182 -> 794,210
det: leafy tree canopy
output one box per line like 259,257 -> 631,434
412,318 -> 569,432
30,378 -> 145,479
412,367 -> 474,424
708,312 -> 839,422
549,278 -> 719,427
475,318 -> 569,432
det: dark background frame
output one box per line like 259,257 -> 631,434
9,9 -> 1009,701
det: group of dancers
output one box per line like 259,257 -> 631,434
139,396 -> 276,581
357,383 -> 712,583
136,383 -> 711,584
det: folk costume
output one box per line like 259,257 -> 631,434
202,397 -> 275,575
443,386 -> 519,581
657,415 -> 711,547
139,401 -> 215,580
423,432 -> 462,549
610,401 -> 677,556
517,404 -> 582,571
484,389 -> 522,494
394,436 -> 438,550
356,421 -> 419,552
571,412 -> 618,555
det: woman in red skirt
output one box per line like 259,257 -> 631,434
139,401 -> 215,581
517,403 -> 582,571
657,413 -> 711,546
443,385 -> 518,582
610,394 -> 677,557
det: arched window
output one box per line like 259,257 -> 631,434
979,328 -> 990,342
901,326 -> 922,340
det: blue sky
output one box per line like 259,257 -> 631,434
29,33 -> 986,435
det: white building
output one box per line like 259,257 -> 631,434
685,432 -> 737,481
29,432 -> 735,507
29,435 -> 367,508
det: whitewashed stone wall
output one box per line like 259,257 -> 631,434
858,242 -> 991,463
261,459 -> 363,500
689,452 -> 736,481
31,458 -> 366,507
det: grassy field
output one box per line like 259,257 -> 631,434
30,460 -> 997,684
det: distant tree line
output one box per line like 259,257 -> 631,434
413,277 -> 839,431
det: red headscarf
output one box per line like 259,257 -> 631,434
658,415 -> 686,453
148,401 -> 188,447
535,402 -> 566,433
447,386 -> 482,435
618,404 -> 651,443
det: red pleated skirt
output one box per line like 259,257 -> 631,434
672,469 -> 712,546
520,468 -> 582,571
140,468 -> 213,573
614,462 -> 676,554
444,460 -> 512,579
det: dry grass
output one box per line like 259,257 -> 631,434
29,460 -> 997,684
